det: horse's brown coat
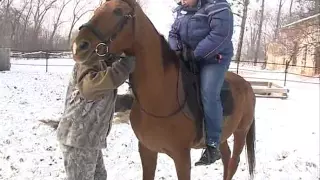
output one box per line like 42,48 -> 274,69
72,1 -> 256,179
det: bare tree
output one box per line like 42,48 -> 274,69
31,0 -> 57,49
0,0 -> 75,50
289,0 -> 295,17
2,0 -> 13,19
274,0 -> 285,40
253,0 -> 265,65
10,0 -> 30,47
245,10 -> 259,60
270,15 -> 319,74
264,0 -> 320,73
48,0 -> 72,49
136,0 -> 147,9
20,0 -> 33,50
234,0 -> 250,63
295,0 -> 319,17
67,0 -> 94,43
0,0 -> 14,46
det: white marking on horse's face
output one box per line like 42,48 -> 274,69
72,42 -> 77,55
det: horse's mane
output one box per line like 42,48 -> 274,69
143,17 -> 180,69
158,35 -> 180,69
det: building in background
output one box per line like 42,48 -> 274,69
266,13 -> 320,76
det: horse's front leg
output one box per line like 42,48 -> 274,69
171,148 -> 191,180
139,141 -> 158,180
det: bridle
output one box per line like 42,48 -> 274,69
78,7 -> 135,59
78,1 -> 187,119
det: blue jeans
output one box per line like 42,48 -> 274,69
200,62 -> 229,147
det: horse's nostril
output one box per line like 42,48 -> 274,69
79,41 -> 89,50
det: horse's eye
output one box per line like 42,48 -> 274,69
79,41 -> 89,50
113,8 -> 123,16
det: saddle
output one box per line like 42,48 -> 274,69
176,46 -> 234,143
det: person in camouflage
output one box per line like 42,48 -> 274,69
56,56 -> 135,180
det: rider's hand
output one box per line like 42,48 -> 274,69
175,50 -> 182,58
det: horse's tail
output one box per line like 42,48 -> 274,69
246,116 -> 256,179
39,119 -> 59,130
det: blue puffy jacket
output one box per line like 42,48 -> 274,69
168,0 -> 234,65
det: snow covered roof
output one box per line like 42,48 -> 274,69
281,13 -> 320,29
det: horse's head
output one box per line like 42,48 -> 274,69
72,0 -> 137,63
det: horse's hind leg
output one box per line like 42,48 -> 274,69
226,130 -> 247,180
220,141 -> 231,180
139,142 -> 158,180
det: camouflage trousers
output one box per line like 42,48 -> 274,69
60,144 -> 107,180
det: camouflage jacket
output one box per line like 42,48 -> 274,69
56,56 -> 135,149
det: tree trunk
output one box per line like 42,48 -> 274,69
49,0 -> 71,50
68,22 -> 76,43
274,0 -> 284,40
235,0 -> 250,63
254,0 -> 265,66
289,0 -> 294,17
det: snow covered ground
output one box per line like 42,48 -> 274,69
1,0 -> 319,178
0,57 -> 319,180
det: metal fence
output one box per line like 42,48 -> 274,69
230,60 -> 320,86
8,50 -> 320,86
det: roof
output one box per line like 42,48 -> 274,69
281,13 -> 320,29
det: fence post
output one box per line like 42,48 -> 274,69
0,48 -> 11,71
45,51 -> 49,72
284,61 -> 290,86
236,59 -> 240,74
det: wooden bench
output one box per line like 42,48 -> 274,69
248,80 -> 289,99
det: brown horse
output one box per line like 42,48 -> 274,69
71,0 -> 256,179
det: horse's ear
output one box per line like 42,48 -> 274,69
121,0 -> 136,7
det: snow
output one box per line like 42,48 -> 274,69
1,57 -> 319,180
1,1 -> 319,179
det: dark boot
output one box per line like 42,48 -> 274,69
195,145 -> 221,166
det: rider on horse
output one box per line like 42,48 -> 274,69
168,0 -> 234,166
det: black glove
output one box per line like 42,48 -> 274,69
181,47 -> 196,62
175,50 -> 182,59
